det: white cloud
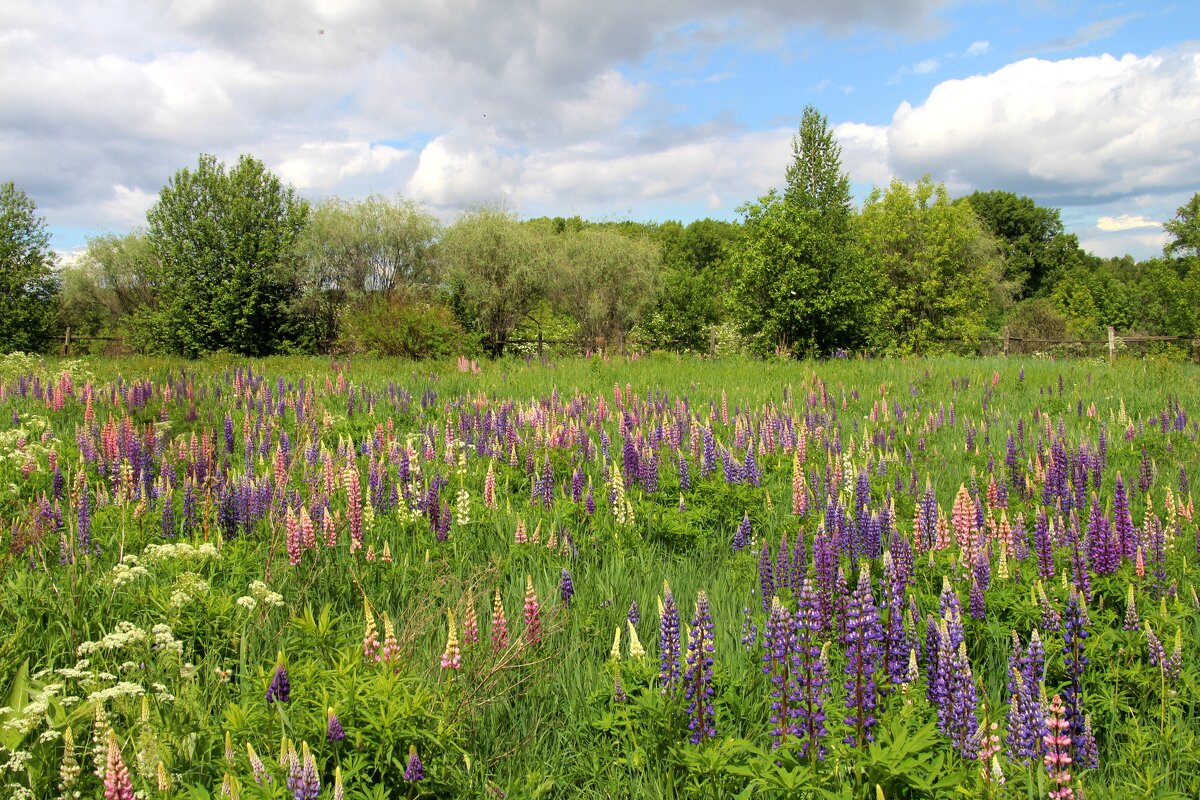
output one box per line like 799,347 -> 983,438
888,46 -> 1200,204
965,40 -> 989,57
913,58 -> 940,74
1096,214 -> 1161,232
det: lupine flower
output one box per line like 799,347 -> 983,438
1043,694 -> 1075,799
1006,669 -> 1043,764
1122,584 -> 1140,631
463,589 -> 479,645
247,742 -> 268,785
627,620 -> 645,658
326,708 -> 345,742
1061,588 -> 1089,761
684,590 -> 717,744
103,730 -> 135,800
266,653 -> 291,704
286,507 -> 302,566
332,766 -> 344,800
628,599 -> 640,627
659,584 -> 682,693
842,565 -> 883,747
733,512 -> 751,551
560,568 -> 575,608
381,613 -> 401,666
794,577 -> 830,759
491,588 -> 509,651
287,741 -> 320,800
763,597 -> 799,747
403,745 -> 426,782
440,609 -> 461,670
523,575 -> 542,645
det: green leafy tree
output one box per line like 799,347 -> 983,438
639,219 -> 738,352
961,191 -> 1081,297
440,209 -> 553,357
0,182 -> 59,353
728,106 -> 867,356
1164,192 -> 1200,259
59,231 -> 157,342
858,177 -> 1009,353
294,195 -> 440,349
142,154 -> 309,357
548,227 -> 660,351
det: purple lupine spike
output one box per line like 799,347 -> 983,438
266,657 -> 291,704
628,600 -> 640,627
775,532 -> 792,596
733,512 -> 751,551
403,746 -> 425,782
794,576 -> 830,759
743,447 -> 760,487
684,590 -> 717,744
659,587 -> 682,693
326,709 -> 345,742
944,635 -> 978,759
1066,513 -> 1092,603
812,526 -> 837,632
1006,667 -> 1043,764
1034,509 -> 1055,580
762,597 -> 800,747
882,553 -> 910,688
1062,589 -> 1090,765
1114,475 -> 1135,561
758,539 -> 774,612
841,565 -> 882,748
677,452 -> 691,492
559,568 -> 575,608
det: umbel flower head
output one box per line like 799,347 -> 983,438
266,652 -> 291,704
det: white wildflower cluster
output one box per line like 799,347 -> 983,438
4,784 -> 35,800
86,681 -> 145,704
77,622 -> 146,657
151,624 -> 184,658
141,542 -> 220,564
170,572 -> 210,608
109,555 -> 150,587
236,580 -> 284,611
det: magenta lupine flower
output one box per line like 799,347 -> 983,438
1043,694 -> 1075,799
403,745 -> 426,782
346,465 -> 363,551
523,576 -> 542,646
286,507 -> 302,566
684,590 -> 717,744
841,565 -> 882,747
659,585 -> 682,693
794,576 -> 830,759
103,731 -> 135,800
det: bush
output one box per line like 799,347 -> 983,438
336,294 -> 477,359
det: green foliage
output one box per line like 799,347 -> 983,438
728,106 -> 868,357
58,231 -> 158,346
962,190 -> 1083,297
441,209 -> 553,357
141,153 -> 309,358
0,182 -> 59,354
335,294 -> 476,359
1164,192 -> 1200,260
858,177 -> 1011,354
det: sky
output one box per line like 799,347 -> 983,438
2,1 -> 1197,261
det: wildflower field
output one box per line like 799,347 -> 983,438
2,352 -> 1199,800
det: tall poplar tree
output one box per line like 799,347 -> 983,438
728,105 -> 868,356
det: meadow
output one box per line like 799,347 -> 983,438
0,351 -> 1198,799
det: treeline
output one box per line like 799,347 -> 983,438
3,107 -> 1199,360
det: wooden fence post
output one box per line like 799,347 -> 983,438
1107,326 -> 1116,365
63,327 -> 71,357
537,330 -> 544,360
709,328 -> 717,359
1002,328 -> 1010,357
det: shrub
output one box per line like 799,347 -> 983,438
336,294 -> 477,359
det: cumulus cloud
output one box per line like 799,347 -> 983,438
887,46 -> 1200,205
1096,214 -> 1161,232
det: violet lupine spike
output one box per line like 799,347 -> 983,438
758,538 -> 774,612
266,655 -> 291,704
684,590 -> 717,744
1006,668 -> 1043,765
794,576 -> 830,759
659,585 -> 682,694
1034,509 -> 1055,580
627,600 -> 640,628
841,565 -> 882,748
326,709 -> 345,742
1113,475 -> 1136,561
559,568 -> 575,608
733,512 -> 751,551
775,531 -> 792,597
762,597 -> 800,747
1061,588 -> 1090,766
403,745 -> 426,782
882,554 -> 910,688
946,639 -> 978,759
